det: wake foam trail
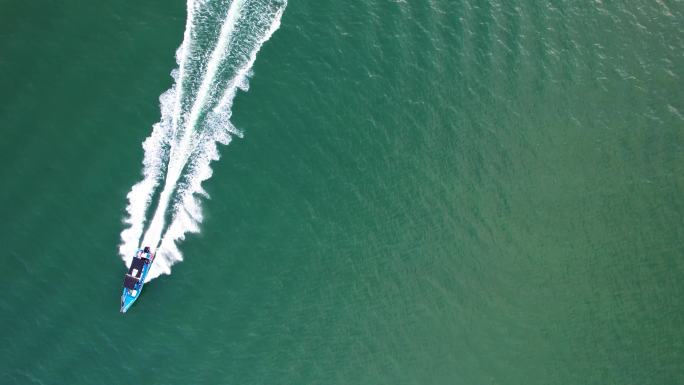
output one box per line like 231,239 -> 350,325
119,0 -> 287,281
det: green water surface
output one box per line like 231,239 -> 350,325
1,1 -> 683,384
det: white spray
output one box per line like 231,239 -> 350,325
120,0 -> 287,281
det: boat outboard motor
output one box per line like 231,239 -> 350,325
143,246 -> 150,253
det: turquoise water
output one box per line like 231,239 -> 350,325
1,1 -> 683,384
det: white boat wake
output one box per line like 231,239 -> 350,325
119,0 -> 287,281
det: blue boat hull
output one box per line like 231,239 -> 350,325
120,248 -> 155,313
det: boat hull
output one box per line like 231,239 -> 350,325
120,248 -> 155,313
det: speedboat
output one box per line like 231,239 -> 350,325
120,246 -> 155,313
